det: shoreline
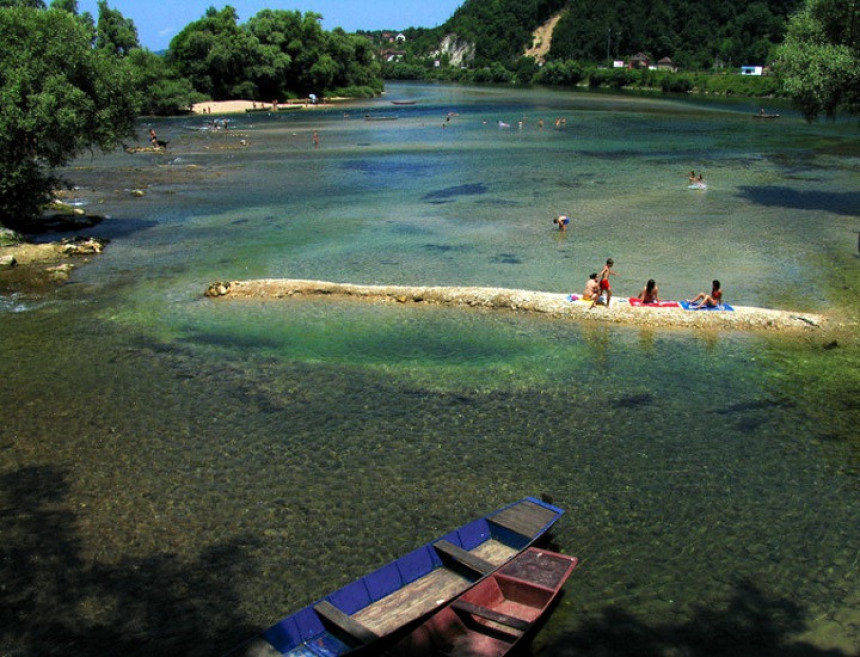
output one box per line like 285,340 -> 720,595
190,98 -> 345,115
206,279 -> 842,334
0,239 -> 105,293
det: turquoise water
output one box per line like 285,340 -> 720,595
1,83 -> 858,656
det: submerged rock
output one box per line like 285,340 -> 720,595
206,281 -> 231,297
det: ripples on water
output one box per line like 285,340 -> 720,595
1,84 -> 858,656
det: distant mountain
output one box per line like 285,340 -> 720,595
424,0 -> 803,69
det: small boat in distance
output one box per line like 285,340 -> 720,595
381,547 -> 579,657
391,100 -> 417,105
754,109 -> 780,119
226,497 -> 565,657
365,114 -> 399,121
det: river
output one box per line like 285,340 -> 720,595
1,82 -> 858,656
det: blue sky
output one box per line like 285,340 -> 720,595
77,1 -> 463,52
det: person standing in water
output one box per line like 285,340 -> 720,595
553,215 -> 570,232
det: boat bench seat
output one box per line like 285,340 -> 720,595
313,601 -> 380,645
451,600 -> 530,631
433,540 -> 496,577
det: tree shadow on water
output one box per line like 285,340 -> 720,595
0,466 -> 262,656
537,581 -> 851,657
736,186 -> 860,216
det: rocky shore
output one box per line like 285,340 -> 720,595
206,278 -> 838,334
0,226 -> 107,293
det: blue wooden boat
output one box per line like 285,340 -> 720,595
227,497 -> 564,657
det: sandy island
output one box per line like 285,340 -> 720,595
205,278 -> 839,334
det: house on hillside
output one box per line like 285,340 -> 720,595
656,57 -> 676,72
741,65 -> 763,76
379,48 -> 406,62
629,52 -> 650,69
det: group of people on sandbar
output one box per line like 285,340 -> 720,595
629,277 -> 723,308
579,257 -> 724,309
581,258 -> 619,308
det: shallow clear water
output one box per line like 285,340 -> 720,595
1,83 -> 858,656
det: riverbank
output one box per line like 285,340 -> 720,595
206,278 -> 842,334
190,98 -> 344,115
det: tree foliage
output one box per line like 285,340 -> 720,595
167,6 -> 383,101
548,0 -> 798,68
0,7 -> 138,229
49,0 -> 76,11
127,48 -> 208,116
776,0 -> 860,120
394,0 -> 802,71
445,0 -> 568,65
0,0 -> 45,7
95,0 -> 138,55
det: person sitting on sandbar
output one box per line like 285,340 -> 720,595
638,279 -> 659,303
687,280 -> 722,308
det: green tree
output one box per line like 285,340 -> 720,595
0,7 -> 138,229
127,48 -> 207,115
96,0 -> 139,55
777,0 -> 860,120
0,0 -> 45,7
168,6 -> 263,100
169,7 -> 382,101
49,0 -> 76,12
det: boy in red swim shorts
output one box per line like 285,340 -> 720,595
596,258 -> 619,307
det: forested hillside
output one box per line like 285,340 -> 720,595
420,0 -> 804,69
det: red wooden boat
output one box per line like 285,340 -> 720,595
226,498 -> 564,656
380,547 -> 578,656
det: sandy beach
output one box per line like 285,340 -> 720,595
190,99 -> 334,115
206,278 -> 843,334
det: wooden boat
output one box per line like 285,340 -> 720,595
391,100 -> 417,105
227,497 -> 564,657
381,547 -> 578,657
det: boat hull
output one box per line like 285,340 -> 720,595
381,547 -> 578,657
226,497 -> 564,657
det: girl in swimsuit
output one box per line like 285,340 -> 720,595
688,280 -> 722,308
638,279 -> 659,303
